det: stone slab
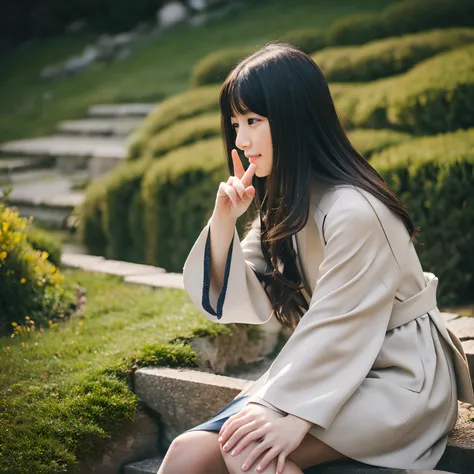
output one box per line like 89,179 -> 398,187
0,135 -> 126,160
1,172 -> 85,208
57,118 -> 142,136
134,367 -> 252,446
461,339 -> 474,381
123,456 -> 163,474
125,272 -> 184,289
61,253 -> 166,277
441,312 -> 461,323
446,317 -> 474,341
0,157 -> 53,173
88,103 -> 158,118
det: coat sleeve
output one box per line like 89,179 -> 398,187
182,216 -> 274,325
252,192 -> 402,429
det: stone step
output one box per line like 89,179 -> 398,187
128,368 -> 471,474
1,171 -> 86,229
0,156 -> 54,174
88,103 -> 158,118
57,118 -> 143,136
123,456 -> 163,474
0,135 -> 127,177
60,253 -> 166,277
0,135 -> 126,159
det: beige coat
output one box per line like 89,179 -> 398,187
182,178 -> 474,470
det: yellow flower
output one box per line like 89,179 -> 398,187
20,278 -> 26,284
0,251 -> 6,260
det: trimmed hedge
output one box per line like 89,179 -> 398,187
78,180 -> 108,257
347,129 -> 413,159
278,28 -> 328,55
328,0 -> 474,46
190,46 -> 256,88
372,128 -> 474,306
145,112 -> 221,160
189,29 -> 326,89
127,85 -> 221,160
334,44 -> 474,134
102,159 -> 149,263
312,27 -> 474,83
141,137 -> 227,271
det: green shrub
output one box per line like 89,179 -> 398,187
328,13 -> 386,46
0,204 -> 75,336
347,129 -> 413,158
371,128 -> 474,306
278,28 -> 328,54
141,137 -> 227,271
127,85 -> 221,160
327,0 -> 474,46
102,159 -> 149,263
382,0 -> 474,38
25,224 -> 63,267
190,46 -> 255,87
78,180 -> 108,257
145,112 -> 221,159
334,44 -> 474,134
313,27 -> 474,83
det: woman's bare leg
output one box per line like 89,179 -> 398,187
287,433 -> 346,469
220,440 -> 303,474
220,433 -> 346,474
158,431 -> 228,474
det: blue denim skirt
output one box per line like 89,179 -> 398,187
187,396 -> 250,433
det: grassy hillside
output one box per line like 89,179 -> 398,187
0,0 -> 394,143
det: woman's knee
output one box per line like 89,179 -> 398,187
158,431 -> 227,474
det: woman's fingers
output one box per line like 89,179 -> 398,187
231,149 -> 245,179
223,420 -> 258,453
230,426 -> 266,456
242,441 -> 278,472
276,452 -> 287,474
228,176 -> 246,200
241,162 -> 256,188
219,414 -> 252,444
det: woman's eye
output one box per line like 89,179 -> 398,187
248,118 -> 259,125
231,123 -> 238,130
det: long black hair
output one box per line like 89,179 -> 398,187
219,42 -> 418,330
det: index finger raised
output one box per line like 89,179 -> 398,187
241,162 -> 256,187
231,149 -> 246,179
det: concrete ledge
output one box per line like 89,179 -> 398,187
134,367 -> 252,446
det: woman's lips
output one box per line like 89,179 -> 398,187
247,154 -> 261,163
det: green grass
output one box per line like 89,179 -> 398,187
0,268 -> 224,473
0,0 -> 395,143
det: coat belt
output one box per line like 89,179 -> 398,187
387,272 -> 438,332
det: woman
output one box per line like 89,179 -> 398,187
158,43 -> 473,474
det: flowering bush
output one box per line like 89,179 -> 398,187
0,204 -> 75,336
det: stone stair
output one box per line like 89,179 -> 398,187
0,102 -> 158,228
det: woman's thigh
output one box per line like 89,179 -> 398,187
287,433 -> 346,469
158,430 -> 228,474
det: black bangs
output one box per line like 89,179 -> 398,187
220,68 -> 268,118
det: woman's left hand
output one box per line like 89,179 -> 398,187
218,403 -> 310,473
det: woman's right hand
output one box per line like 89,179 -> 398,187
212,149 -> 256,222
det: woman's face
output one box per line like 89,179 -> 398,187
231,111 -> 273,177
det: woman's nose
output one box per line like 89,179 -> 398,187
235,129 -> 250,150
